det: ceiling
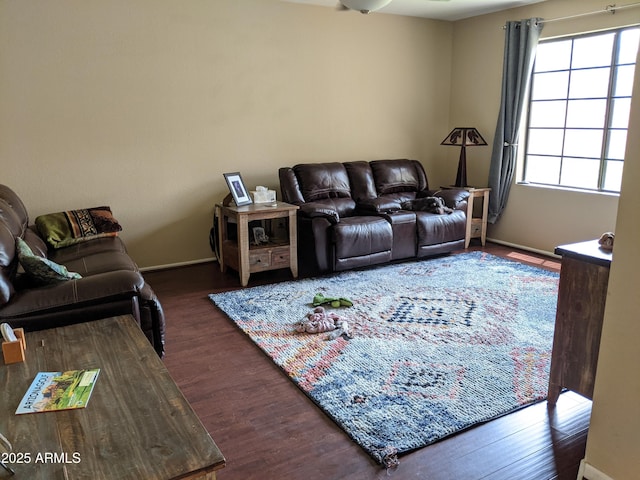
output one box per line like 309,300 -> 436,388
285,0 -> 548,21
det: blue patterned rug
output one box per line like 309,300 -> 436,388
209,252 -> 559,467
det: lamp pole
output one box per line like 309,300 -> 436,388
455,145 -> 467,188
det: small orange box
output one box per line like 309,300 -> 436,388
2,328 -> 26,364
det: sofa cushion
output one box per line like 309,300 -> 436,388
359,192 -> 419,213
415,210 -> 466,246
333,217 -> 393,259
57,251 -> 138,277
332,217 -> 393,271
0,270 -> 145,318
294,163 -> 352,202
344,161 -> 377,202
49,236 -> 128,265
371,159 -> 427,194
36,206 -> 122,249
16,237 -> 82,285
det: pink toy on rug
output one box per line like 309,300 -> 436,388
294,306 -> 350,340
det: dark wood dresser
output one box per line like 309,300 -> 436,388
547,240 -> 612,406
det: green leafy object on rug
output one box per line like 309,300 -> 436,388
312,293 -> 353,308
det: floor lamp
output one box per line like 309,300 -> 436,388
441,127 -> 487,187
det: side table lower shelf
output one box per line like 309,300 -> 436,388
222,241 -> 292,274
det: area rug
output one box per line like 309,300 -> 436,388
209,252 -> 559,467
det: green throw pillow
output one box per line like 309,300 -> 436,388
16,237 -> 82,285
35,206 -> 122,249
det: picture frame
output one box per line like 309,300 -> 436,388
252,226 -> 269,245
223,172 -> 252,207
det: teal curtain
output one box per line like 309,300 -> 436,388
488,18 -> 543,224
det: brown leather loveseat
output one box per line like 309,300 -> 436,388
279,159 -> 469,273
0,184 -> 165,356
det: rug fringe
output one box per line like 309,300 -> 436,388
377,446 -> 400,470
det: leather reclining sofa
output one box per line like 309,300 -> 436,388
0,184 -> 165,356
279,159 -> 470,273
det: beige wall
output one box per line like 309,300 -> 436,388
0,0 -> 452,268
2,0 -> 634,265
452,0 -> 638,254
582,43 -> 640,480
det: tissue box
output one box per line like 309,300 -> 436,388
251,189 -> 276,203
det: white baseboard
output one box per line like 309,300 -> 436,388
140,256 -> 217,273
578,460 -> 616,480
485,237 -> 559,258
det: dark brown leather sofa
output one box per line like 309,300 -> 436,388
0,185 -> 165,356
279,159 -> 470,273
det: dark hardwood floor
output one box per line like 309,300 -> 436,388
145,243 -> 591,480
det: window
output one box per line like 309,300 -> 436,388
523,26 -> 640,193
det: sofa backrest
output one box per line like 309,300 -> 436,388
279,159 -> 430,215
344,161 -> 377,203
370,159 -> 429,194
0,185 -> 30,305
293,162 -> 352,202
279,163 -> 358,218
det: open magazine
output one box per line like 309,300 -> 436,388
15,369 -> 100,415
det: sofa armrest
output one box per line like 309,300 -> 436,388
0,270 -> 145,318
299,202 -> 340,225
358,197 -> 402,214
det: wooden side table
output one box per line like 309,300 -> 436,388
216,201 -> 299,287
464,187 -> 491,248
441,186 -> 491,248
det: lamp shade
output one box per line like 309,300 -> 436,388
440,127 -> 487,148
441,127 -> 487,187
340,0 -> 393,13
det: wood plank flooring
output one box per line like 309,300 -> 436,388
145,243 -> 591,480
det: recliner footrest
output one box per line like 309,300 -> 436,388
333,216 -> 393,262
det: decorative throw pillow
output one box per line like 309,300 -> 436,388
16,237 -> 82,285
35,206 -> 122,249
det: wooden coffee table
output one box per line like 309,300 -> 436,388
0,316 -> 225,479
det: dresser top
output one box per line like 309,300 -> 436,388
555,239 -> 612,267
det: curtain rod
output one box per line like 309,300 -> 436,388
540,2 -> 640,25
501,2 -> 640,29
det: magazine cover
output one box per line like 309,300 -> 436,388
15,369 -> 100,415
